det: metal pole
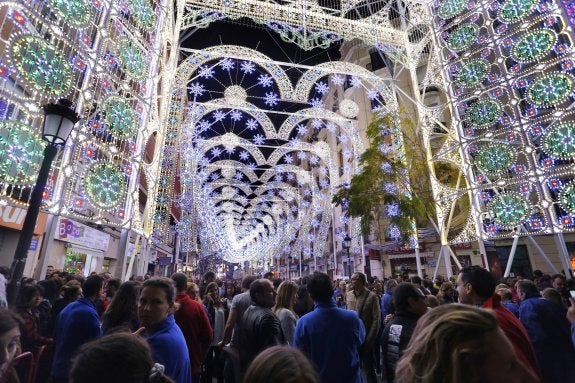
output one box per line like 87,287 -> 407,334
7,144 -> 58,306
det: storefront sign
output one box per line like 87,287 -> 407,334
0,203 -> 47,235
55,217 -> 110,252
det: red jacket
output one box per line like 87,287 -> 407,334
482,294 -> 541,380
174,292 -> 213,374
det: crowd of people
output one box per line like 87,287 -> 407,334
0,266 -> 574,383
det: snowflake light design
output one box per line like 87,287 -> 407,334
219,58 -> 235,71
542,122 -> 575,159
188,82 -> 206,97
49,0 -> 91,28
466,99 -> 502,128
245,119 -> 258,130
102,96 -> 138,139
84,162 -> 127,210
475,143 -> 517,175
11,35 -> 73,97
559,181 -> 575,215
512,29 -> 556,63
447,23 -> 479,51
198,65 -> 215,79
314,81 -> 329,95
258,74 -> 274,87
526,73 -> 574,107
499,0 -> 538,23
488,192 -> 531,229
118,38 -> 147,80
330,74 -> 345,86
253,134 -> 265,145
240,61 -> 256,74
264,92 -> 279,106
0,121 -> 45,185
456,59 -> 489,87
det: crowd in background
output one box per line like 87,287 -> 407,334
0,266 -> 573,383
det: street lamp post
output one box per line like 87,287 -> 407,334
343,234 -> 351,277
7,99 -> 79,306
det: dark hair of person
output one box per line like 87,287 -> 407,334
142,278 -> 175,304
0,309 -> 23,334
107,278 -> 121,291
171,273 -> 188,292
224,281 -> 237,297
204,282 -> 220,304
249,279 -> 269,302
70,332 -> 174,383
385,279 -> 398,290
243,345 -> 318,383
458,266 -> 495,299
516,280 -> 541,299
551,273 -> 565,281
104,281 -> 141,328
353,272 -> 367,285
393,283 -> 424,313
16,284 -> 42,309
203,271 -> 215,282
83,275 -> 104,298
38,279 -> 59,303
410,276 -> 422,285
498,288 -> 513,301
306,272 -> 333,303
242,275 -> 257,290
62,280 -> 82,301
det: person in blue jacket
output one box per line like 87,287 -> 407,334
51,275 -> 103,383
294,272 -> 365,383
138,277 -> 191,383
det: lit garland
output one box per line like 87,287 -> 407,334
83,162 -> 127,210
102,96 -> 139,139
488,192 -> 531,229
437,0 -> 467,19
475,143 -> 516,175
542,122 -> 575,159
49,0 -> 92,28
526,73 -> 574,107
446,23 -> 478,51
511,29 -> 556,63
559,181 -> 575,215
499,0 -> 538,23
0,121 -> 45,186
456,59 -> 489,87
118,38 -> 147,81
465,99 -> 502,128
130,0 -> 157,31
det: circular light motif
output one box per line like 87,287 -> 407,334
512,29 -> 556,63
499,0 -> 537,23
49,0 -> 91,28
466,99 -> 502,128
447,23 -> 478,51
118,38 -> 147,80
130,0 -> 157,31
102,96 -> 138,139
224,85 -> 247,105
542,122 -> 575,159
84,162 -> 127,209
526,73 -> 574,107
475,143 -> 517,175
339,99 -> 359,118
0,121 -> 45,185
488,192 -> 531,228
456,59 -> 489,87
10,35 -> 73,97
438,0 -> 467,19
559,182 -> 575,215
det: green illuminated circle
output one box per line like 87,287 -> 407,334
118,38 -> 147,80
130,0 -> 157,31
456,59 -> 489,87
489,192 -> 531,228
475,143 -> 516,175
527,73 -> 574,107
84,162 -> 126,209
466,99 -> 502,128
447,24 -> 478,51
10,35 -> 73,97
0,121 -> 45,185
438,0 -> 467,19
49,0 -> 91,28
102,96 -> 138,139
542,122 -> 575,159
512,29 -> 556,63
499,0 -> 538,23
559,182 -> 575,215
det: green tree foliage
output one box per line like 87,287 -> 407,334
332,113 -> 428,244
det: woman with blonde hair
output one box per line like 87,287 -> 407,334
395,304 -> 539,383
272,281 -> 299,345
243,345 -> 317,383
186,282 -> 201,303
435,281 -> 456,305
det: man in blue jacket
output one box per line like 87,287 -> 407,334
51,275 -> 103,383
294,272 -> 365,383
139,277 -> 191,383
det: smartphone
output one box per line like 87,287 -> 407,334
570,290 -> 575,299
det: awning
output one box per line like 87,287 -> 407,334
384,251 -> 435,260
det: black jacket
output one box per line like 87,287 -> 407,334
381,311 -> 420,383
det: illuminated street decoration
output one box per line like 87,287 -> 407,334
130,0 -> 157,31
456,59 -> 489,87
49,0 -> 92,28
526,73 -> 574,107
10,35 -> 73,97
542,123 -> 575,159
437,0 -> 467,19
447,24 -> 479,51
0,121 -> 45,186
511,29 -> 556,63
84,162 -> 127,210
466,99 -> 502,128
102,97 -> 139,139
475,143 -> 516,175
117,38 -> 148,81
559,181 -> 575,215
489,192 -> 531,228
499,0 -> 538,23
